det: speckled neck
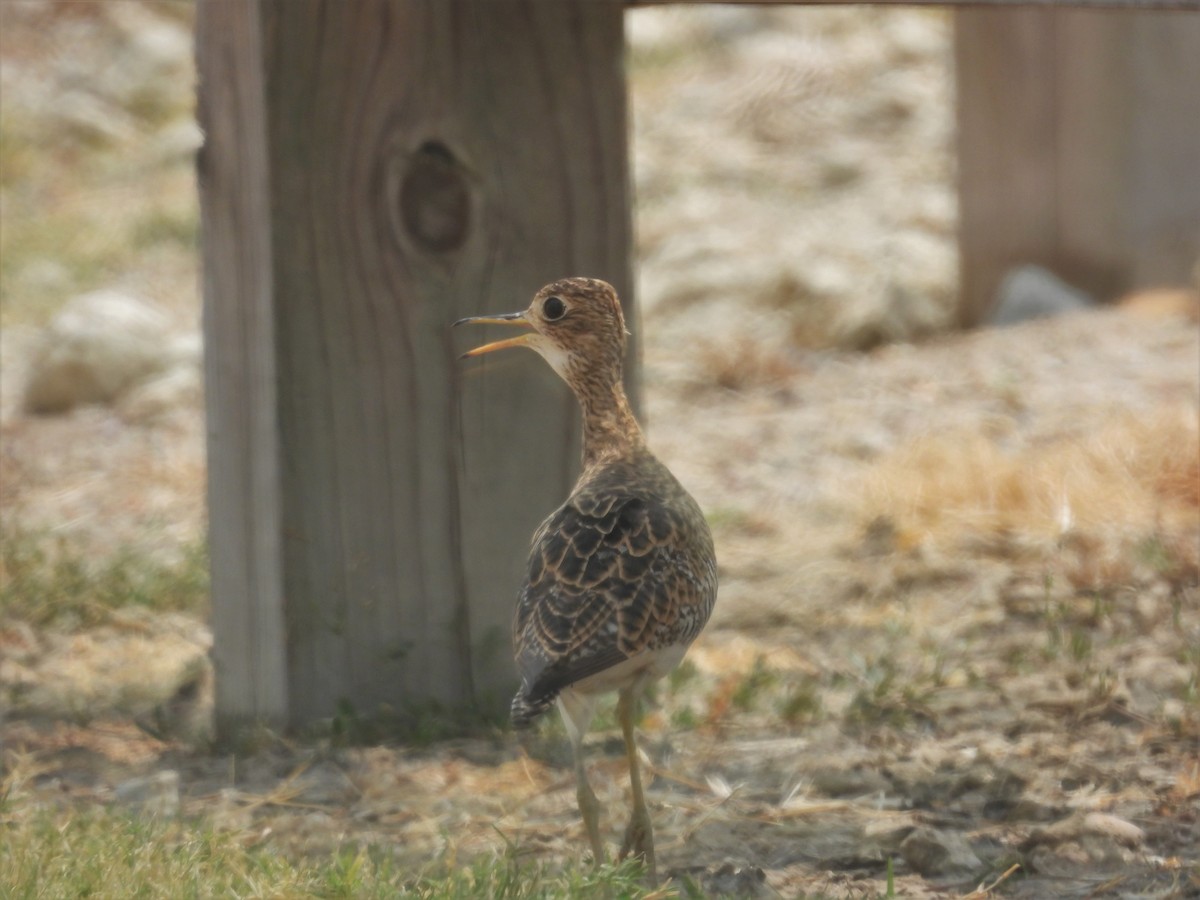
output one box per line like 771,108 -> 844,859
575,375 -> 644,469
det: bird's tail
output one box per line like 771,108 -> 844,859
510,689 -> 556,730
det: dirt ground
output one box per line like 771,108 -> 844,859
2,5 -> 1198,897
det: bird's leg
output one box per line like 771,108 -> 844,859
558,693 -> 605,866
617,686 -> 657,884
571,739 -> 606,866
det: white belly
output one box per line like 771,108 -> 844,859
556,644 -> 690,746
570,644 -> 688,696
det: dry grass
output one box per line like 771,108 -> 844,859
3,5 -> 1198,897
691,338 -> 801,394
858,406 -> 1200,546
0,2 -> 199,330
0,408 -> 207,561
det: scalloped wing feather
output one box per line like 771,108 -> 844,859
510,472 -> 716,727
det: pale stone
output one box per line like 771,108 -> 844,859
23,290 -> 173,413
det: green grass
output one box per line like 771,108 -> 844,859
2,808 -> 314,900
703,505 -> 777,537
731,656 -> 778,712
0,526 -> 209,628
778,675 -> 823,726
843,656 -> 936,732
320,696 -> 509,748
0,804 -> 661,900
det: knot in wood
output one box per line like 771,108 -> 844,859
400,141 -> 470,253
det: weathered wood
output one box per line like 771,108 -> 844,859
956,9 -> 1200,323
634,0 -> 1200,8
196,0 -> 289,732
198,0 -> 633,732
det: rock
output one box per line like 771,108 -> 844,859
810,765 -> 891,798
699,862 -> 771,898
23,290 -> 173,414
102,4 -> 192,111
899,826 -> 982,877
209,787 -> 253,833
987,265 -> 1095,327
1021,811 -> 1145,874
150,119 -> 204,165
53,90 -> 137,146
138,655 -> 214,746
886,13 -> 947,64
1080,812 -> 1146,847
168,331 -> 203,368
113,770 -> 180,818
293,761 -> 358,806
1029,810 -> 1145,849
118,364 -> 203,423
862,817 -> 917,854
1126,654 -> 1191,696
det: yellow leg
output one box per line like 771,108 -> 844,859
559,693 -> 605,866
572,742 -> 606,866
617,686 -> 657,885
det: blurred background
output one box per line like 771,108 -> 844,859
2,3 -> 1197,896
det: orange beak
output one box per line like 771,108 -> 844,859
453,311 -> 535,359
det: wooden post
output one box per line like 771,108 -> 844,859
195,0 -> 288,731
197,0 -> 633,734
956,9 -> 1200,324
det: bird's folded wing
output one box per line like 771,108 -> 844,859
512,489 -> 700,703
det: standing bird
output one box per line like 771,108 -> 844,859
455,278 -> 717,882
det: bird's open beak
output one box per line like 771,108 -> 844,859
453,311 -> 535,359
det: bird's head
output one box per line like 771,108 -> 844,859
455,277 -> 628,386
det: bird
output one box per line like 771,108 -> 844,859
455,277 -> 717,882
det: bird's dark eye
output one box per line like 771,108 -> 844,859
542,295 -> 566,321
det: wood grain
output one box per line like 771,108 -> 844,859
196,0 -> 289,734
198,0 -> 633,731
956,9 -> 1200,323
632,0 -> 1200,7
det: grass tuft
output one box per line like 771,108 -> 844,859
858,409 -> 1199,545
0,526 -> 208,628
0,806 -> 321,900
692,339 -> 799,394
319,696 -> 509,748
778,675 -> 824,725
0,803 -> 662,900
731,655 -> 779,712
844,657 -> 936,732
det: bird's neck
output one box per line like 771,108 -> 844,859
576,378 -> 644,468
